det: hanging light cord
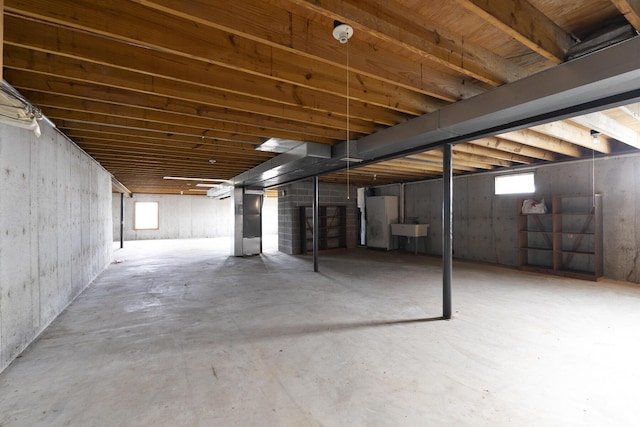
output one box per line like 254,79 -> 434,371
346,41 -> 350,199
592,148 -> 596,208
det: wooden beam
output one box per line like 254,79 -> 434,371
380,159 -> 453,173
322,170 -> 419,185
450,147 -> 514,167
571,112 -> 640,149
531,121 -> 611,154
334,167 -> 432,182
411,150 -> 496,170
468,137 -> 557,161
4,17 -> 416,123
17,81 -> 367,144
416,149 -> 497,169
269,0 -> 526,86
46,110 -> 336,145
21,88 -> 360,142
453,143 -> 533,164
347,167 -> 427,178
61,124 -> 264,146
618,104 -> 640,122
405,154 -> 481,172
350,165 -> 436,178
454,0 -> 574,63
74,139 -> 273,164
79,149 -> 265,170
366,159 -> 459,173
611,0 -> 640,32
132,0 -> 495,94
64,128 -> 261,148
497,129 -> 583,157
5,0 -> 456,107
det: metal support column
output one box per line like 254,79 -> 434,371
313,176 -> 319,272
442,143 -> 453,319
120,192 -> 124,249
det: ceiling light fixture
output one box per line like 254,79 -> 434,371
333,20 -> 354,199
332,21 -> 353,44
209,159 -> 217,164
590,129 -> 601,144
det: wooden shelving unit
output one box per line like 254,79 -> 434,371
518,195 -> 602,281
299,206 -> 347,254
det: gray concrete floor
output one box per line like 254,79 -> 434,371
1,237 -> 640,426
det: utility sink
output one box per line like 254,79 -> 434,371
391,223 -> 430,237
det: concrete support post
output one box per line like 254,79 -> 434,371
443,143 -> 453,319
313,176 -> 319,272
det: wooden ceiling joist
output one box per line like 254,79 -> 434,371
497,129 -> 583,158
61,124 -> 265,146
4,0 -> 637,193
531,121 -> 612,154
454,0 -> 575,63
467,138 -> 557,161
5,0 -> 440,113
453,143 -> 533,164
571,112 -> 640,149
131,0 -> 489,99
611,0 -> 640,31
272,0 -> 525,87
4,20 -> 412,125
16,84 -> 362,139
44,110 -> 337,145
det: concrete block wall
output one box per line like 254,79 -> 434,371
278,180 -> 358,254
0,122 -> 113,373
113,193 -> 278,241
373,153 -> 640,283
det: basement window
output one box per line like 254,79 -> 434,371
134,201 -> 159,230
495,172 -> 535,195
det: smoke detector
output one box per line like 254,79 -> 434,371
333,21 -> 353,44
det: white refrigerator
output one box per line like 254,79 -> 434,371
366,196 -> 398,250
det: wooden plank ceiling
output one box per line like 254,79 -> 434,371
4,0 -> 640,193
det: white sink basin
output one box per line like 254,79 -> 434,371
391,223 -> 430,237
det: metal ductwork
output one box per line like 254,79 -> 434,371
229,141 -> 331,187
206,184 -> 233,199
228,35 -> 640,189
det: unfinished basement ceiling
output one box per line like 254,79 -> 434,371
4,0 -> 640,193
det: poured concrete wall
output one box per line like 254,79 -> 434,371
373,153 -> 640,283
278,180 -> 358,254
0,123 -> 113,373
113,193 -> 231,241
112,193 -> 278,241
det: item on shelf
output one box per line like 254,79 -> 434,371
521,198 -> 547,214
517,195 -> 602,281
